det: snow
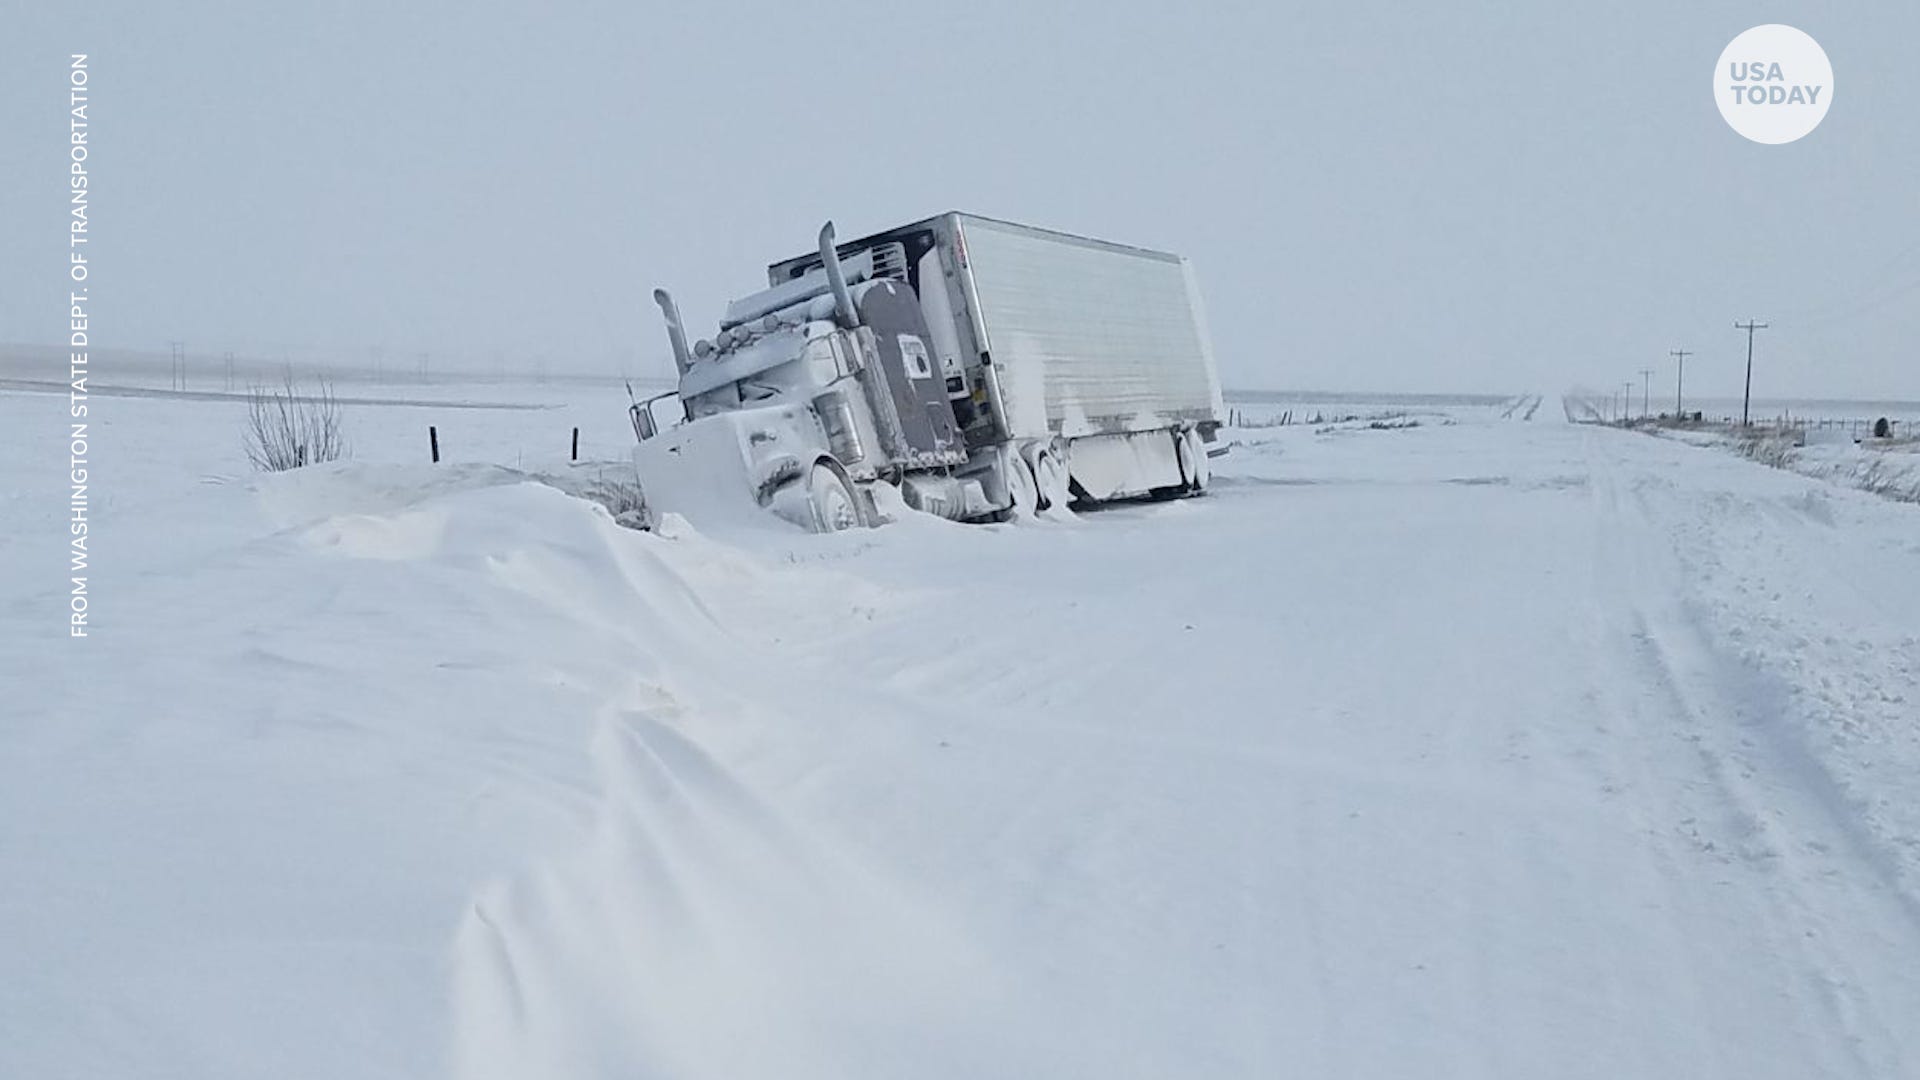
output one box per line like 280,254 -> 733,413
4,385 -> 1920,1078
1644,421 -> 1920,505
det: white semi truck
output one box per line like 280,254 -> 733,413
632,212 -> 1225,531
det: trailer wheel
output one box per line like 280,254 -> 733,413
1032,449 -> 1070,511
806,462 -> 862,533
1002,446 -> 1039,520
1179,428 -> 1210,494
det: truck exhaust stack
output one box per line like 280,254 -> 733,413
818,221 -> 858,329
652,288 -> 694,375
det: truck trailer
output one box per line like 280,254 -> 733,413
632,212 -> 1225,531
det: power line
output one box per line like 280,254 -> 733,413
1669,348 -> 1691,419
1735,320 -> 1769,426
1773,237 -> 1920,328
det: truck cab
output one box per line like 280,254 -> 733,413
634,224 -> 992,531
634,215 -> 1222,532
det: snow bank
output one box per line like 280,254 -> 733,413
7,391 -> 1920,1079
1649,423 -> 1920,504
0,464 -> 1002,1079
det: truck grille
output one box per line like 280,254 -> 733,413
867,242 -> 908,281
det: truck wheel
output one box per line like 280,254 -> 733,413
1002,446 -> 1038,520
807,463 -> 862,533
1032,449 -> 1069,511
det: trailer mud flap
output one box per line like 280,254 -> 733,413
1064,430 -> 1186,502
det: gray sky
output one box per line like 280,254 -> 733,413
4,1 -> 1916,398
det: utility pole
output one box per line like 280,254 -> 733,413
223,351 -> 236,393
1735,320 -> 1768,426
1670,348 -> 1691,419
1623,382 -> 1635,424
1637,369 -> 1654,419
168,340 -> 186,391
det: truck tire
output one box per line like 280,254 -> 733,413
807,462 -> 862,533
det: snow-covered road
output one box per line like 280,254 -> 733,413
4,397 -> 1917,1078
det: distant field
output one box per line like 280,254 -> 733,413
1221,390 -> 1513,426
0,343 -> 671,403
1680,396 -> 1920,424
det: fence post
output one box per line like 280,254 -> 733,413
571,427 -> 579,461
430,426 -> 440,463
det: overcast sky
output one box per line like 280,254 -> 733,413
4,1 -> 1915,398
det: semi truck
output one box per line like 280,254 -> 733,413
632,212 -> 1225,532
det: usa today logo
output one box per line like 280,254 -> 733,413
1715,24 -> 1833,144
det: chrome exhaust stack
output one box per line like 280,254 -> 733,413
818,221 -> 858,329
652,288 -> 694,375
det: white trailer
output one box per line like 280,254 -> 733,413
634,213 -> 1224,531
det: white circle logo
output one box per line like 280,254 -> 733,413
1715,24 -> 1833,144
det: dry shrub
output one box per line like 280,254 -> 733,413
245,374 -> 347,472
1733,430 -> 1798,470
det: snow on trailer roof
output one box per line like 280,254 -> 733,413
948,212 -> 1186,263
767,212 -> 1185,280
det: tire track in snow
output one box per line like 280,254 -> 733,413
1582,429 -> 1920,1077
1603,438 -> 1920,915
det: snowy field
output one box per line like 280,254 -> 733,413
1222,390 -> 1515,428
1651,424 -> 1920,505
1682,396 -> 1920,426
1560,386 -> 1920,504
4,385 -> 1920,1078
